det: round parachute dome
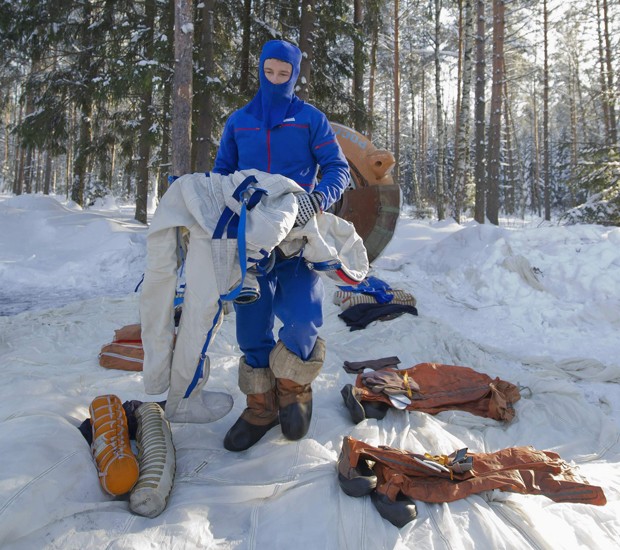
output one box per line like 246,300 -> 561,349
330,123 -> 400,263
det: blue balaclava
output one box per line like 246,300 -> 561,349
245,40 -> 304,129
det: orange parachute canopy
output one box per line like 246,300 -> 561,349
331,123 -> 400,263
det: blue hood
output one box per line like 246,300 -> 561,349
245,40 -> 305,129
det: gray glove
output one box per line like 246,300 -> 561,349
361,369 -> 420,396
295,191 -> 323,227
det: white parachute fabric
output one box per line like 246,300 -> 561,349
1,286 -> 619,549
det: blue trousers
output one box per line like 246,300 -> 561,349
234,255 -> 324,368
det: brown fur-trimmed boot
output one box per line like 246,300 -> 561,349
223,358 -> 279,452
270,338 -> 325,441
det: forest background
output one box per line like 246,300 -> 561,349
1,0 -> 619,228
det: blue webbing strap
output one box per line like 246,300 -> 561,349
174,227 -> 187,307
338,275 -> 394,303
184,299 -> 224,398
184,175 -> 267,397
215,176 -> 267,301
134,273 -> 144,292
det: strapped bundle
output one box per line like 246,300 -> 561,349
89,394 -> 140,496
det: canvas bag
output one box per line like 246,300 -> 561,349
99,324 -> 144,372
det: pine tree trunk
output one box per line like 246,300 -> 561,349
602,0 -> 617,147
453,0 -> 474,223
503,76 -> 515,215
194,0 -> 215,172
531,86 -> 542,217
453,0 -> 464,199
473,0 -> 486,223
367,19 -> 379,142
298,0 -> 315,101
2,110 -> 9,174
43,151 -> 52,195
434,0 -> 446,220
171,0 -> 194,176
394,0 -> 401,181
72,99 -> 92,206
239,0 -> 252,95
573,55 -> 588,154
409,61 -> 420,204
542,0 -> 550,221
13,142 -> 23,196
34,149 -> 41,193
595,0 -> 611,146
71,1 -> 95,207
135,0 -> 157,224
158,0 -> 174,200
66,103 -> 75,199
569,65 -> 578,172
352,0 -> 365,131
22,59 -> 37,195
23,147 -> 33,194
485,0 -> 504,225
420,67 -> 427,194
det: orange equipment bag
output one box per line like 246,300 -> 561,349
89,394 -> 140,496
98,324 -> 144,372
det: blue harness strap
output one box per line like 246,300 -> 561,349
184,300 -> 224,398
214,175 -> 267,301
184,174 -> 268,396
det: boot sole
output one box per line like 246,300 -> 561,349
224,417 -> 279,452
370,491 -> 418,528
337,471 -> 377,497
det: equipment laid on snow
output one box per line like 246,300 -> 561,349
338,301 -> 418,331
333,288 -> 416,310
331,123 -> 400,263
98,324 -> 144,372
333,275 -> 416,310
129,402 -> 176,518
337,436 -> 606,527
341,361 -> 521,423
89,394 -> 140,496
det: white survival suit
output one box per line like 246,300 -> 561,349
140,170 -> 369,423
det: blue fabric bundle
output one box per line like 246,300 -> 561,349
338,276 -> 394,304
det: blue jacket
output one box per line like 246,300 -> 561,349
213,103 -> 350,211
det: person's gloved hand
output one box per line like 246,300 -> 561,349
294,191 -> 323,227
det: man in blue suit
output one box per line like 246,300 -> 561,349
213,40 -> 350,451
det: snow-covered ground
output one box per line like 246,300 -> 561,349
1,193 -> 619,549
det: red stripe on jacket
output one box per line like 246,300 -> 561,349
314,139 -> 336,150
